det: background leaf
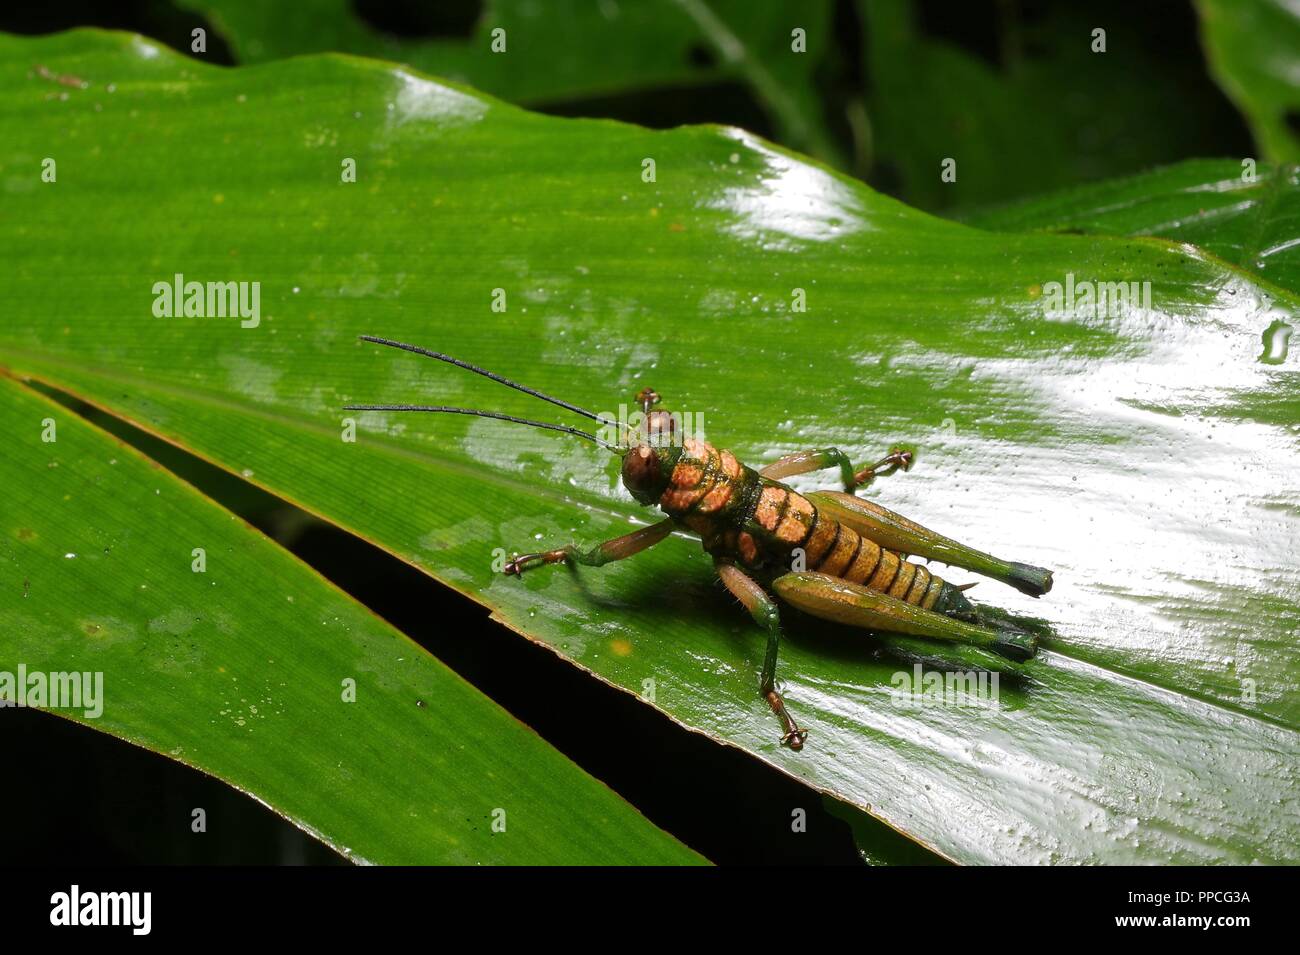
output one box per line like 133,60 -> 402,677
2,29 -> 1297,864
860,0 -> 1247,210
180,0 -> 844,165
1198,0 -> 1300,164
0,377 -> 702,864
970,159 -> 1300,297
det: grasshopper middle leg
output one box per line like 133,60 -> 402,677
716,560 -> 808,750
760,446 -> 914,493
505,518 -> 674,576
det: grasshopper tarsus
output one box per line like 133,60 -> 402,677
503,550 -> 566,576
851,447 -> 914,488
766,690 -> 807,751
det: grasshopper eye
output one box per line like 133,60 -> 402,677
621,444 -> 662,502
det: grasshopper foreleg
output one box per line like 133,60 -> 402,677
760,446 -> 914,493
716,561 -> 808,750
504,518 -> 674,576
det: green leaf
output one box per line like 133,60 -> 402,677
2,29 -> 1297,864
0,376 -> 701,865
180,0 -> 844,166
1198,0 -> 1300,163
969,159 -> 1300,300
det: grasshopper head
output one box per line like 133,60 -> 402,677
621,443 -> 674,505
620,404 -> 688,506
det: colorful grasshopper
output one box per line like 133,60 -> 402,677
347,336 -> 1054,750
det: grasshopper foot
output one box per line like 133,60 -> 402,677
765,688 -> 807,751
503,549 -> 567,576
851,447 -> 915,490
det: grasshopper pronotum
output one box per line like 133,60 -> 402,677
347,336 -> 1054,750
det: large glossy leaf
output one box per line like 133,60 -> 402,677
968,159 -> 1300,424
2,30 -> 1297,864
0,377 -> 702,864
1198,0 -> 1300,163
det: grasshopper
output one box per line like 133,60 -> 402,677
348,336 -> 1054,750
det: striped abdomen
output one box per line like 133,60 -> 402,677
747,479 -> 972,615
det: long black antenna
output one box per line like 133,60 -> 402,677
342,404 -> 622,452
356,335 -> 616,428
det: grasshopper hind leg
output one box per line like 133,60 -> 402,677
773,572 -> 1038,661
805,491 -> 1055,598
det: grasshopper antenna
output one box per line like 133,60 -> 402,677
342,404 -> 625,453
355,335 -> 618,429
